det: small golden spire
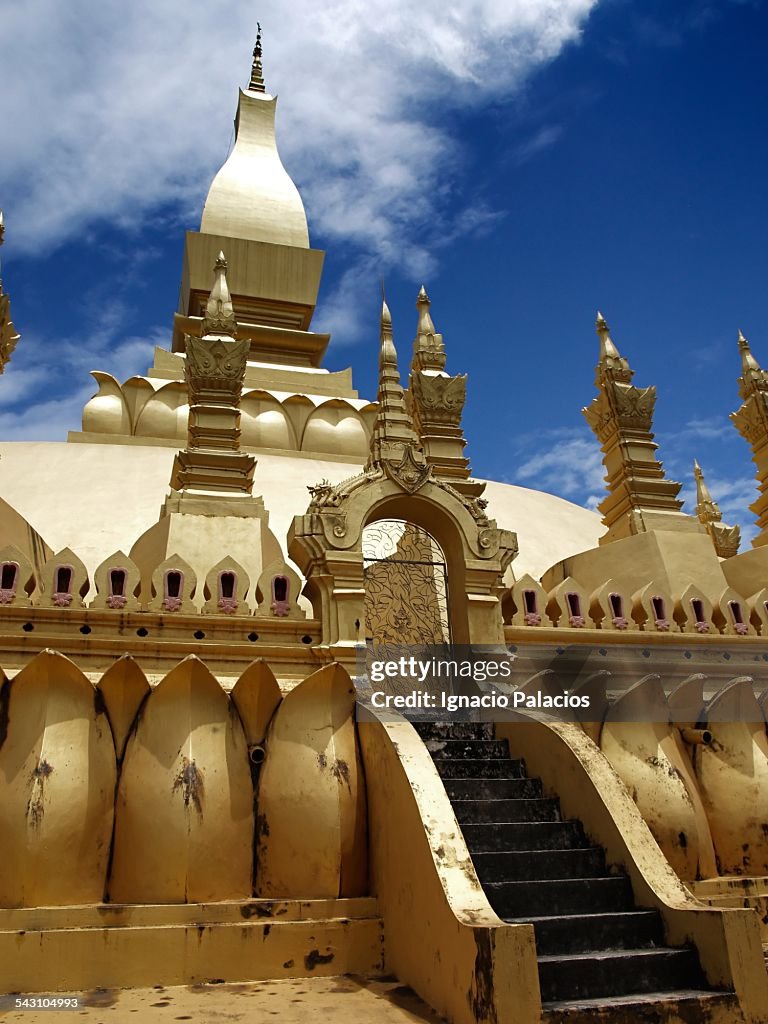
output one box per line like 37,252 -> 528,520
201,252 -> 238,338
368,291 -> 422,467
0,210 -> 5,247
411,285 -> 446,372
693,459 -> 721,523
736,328 -> 768,400
595,310 -> 632,381
248,23 -> 266,93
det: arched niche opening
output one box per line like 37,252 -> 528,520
363,494 -> 473,644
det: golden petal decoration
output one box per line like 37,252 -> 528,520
96,655 -> 151,760
230,658 -> 282,747
109,655 -> 253,904
695,678 -> 768,876
0,650 -> 117,907
601,674 -> 717,881
255,663 -> 367,898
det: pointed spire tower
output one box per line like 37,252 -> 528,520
167,253 -> 261,512
730,330 -> 768,546
406,286 -> 484,497
368,297 -> 424,471
172,30 -> 331,371
693,459 -> 740,558
582,311 -> 697,543
0,211 -> 20,374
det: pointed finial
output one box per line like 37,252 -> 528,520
412,284 -> 446,372
738,328 -> 762,372
248,23 -> 266,93
594,309 -> 632,382
735,327 -> 768,400
380,291 -> 398,373
201,251 -> 238,338
0,210 -> 4,247
693,458 -> 721,524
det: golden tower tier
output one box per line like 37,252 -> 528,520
166,253 -> 259,510
582,311 -> 699,543
406,286 -> 483,498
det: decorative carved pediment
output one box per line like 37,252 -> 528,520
185,335 -> 250,399
409,372 -> 467,425
383,445 -> 432,494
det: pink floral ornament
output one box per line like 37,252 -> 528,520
271,599 -> 290,617
53,592 -> 73,607
569,614 -> 585,628
106,595 -> 127,610
162,596 -> 182,612
218,597 -> 239,614
654,618 -> 670,631
0,589 -> 16,604
524,611 -> 541,626
695,621 -> 710,634
612,616 -> 629,630
734,622 -> 749,636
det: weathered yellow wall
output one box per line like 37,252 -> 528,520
359,716 -> 540,1024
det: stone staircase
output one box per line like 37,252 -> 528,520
416,722 -> 739,1022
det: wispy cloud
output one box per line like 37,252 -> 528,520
0,315 -> 163,440
515,433 -> 605,507
513,125 -> 564,165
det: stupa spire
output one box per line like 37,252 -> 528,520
201,252 -> 237,338
595,311 -> 632,383
406,284 -> 482,497
248,23 -> 266,94
583,310 -> 694,543
731,330 -> 768,546
167,253 -> 257,506
411,285 -> 446,373
736,328 -> 768,400
693,459 -> 741,558
368,294 -> 423,470
693,459 -> 720,523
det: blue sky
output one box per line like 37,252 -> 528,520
1,0 -> 766,544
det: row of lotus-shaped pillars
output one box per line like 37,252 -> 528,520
505,573 -> 764,636
521,667 -> 768,881
0,545 -> 305,618
0,652 -> 367,907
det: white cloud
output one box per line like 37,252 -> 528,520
0,315 -> 164,440
516,435 -> 605,503
0,0 -> 596,266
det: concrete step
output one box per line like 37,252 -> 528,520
537,948 -> 705,1003
508,910 -> 663,955
473,847 -> 606,883
453,797 -> 560,824
462,820 -> 589,853
541,989 -> 740,1022
485,876 -> 634,918
444,776 -> 543,800
414,722 -> 495,741
0,899 -> 384,993
428,739 -> 510,759
435,757 -> 526,780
